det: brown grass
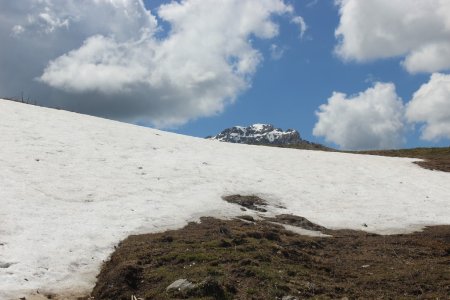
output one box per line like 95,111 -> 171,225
91,216 -> 450,300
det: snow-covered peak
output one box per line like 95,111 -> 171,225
209,124 -> 302,145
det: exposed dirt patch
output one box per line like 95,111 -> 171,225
91,217 -> 450,300
222,195 -> 268,212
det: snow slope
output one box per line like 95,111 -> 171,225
0,100 -> 449,299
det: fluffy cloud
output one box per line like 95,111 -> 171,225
313,83 -> 405,150
406,73 -> 450,141
335,0 -> 450,73
0,0 -> 300,127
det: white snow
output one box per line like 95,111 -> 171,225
250,123 -> 268,131
268,222 -> 331,238
0,100 -> 449,299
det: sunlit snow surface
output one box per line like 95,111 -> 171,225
1,100 -> 449,299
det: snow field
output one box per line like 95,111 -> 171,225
0,100 -> 449,298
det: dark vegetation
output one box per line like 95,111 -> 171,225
91,216 -> 450,299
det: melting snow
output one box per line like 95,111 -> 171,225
0,100 -> 449,298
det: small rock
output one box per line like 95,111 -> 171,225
219,226 -> 230,236
166,279 -> 196,292
282,296 -> 298,300
0,262 -> 13,268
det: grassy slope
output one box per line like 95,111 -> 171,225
92,216 -> 450,300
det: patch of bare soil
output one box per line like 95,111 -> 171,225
222,195 -> 269,212
91,216 -> 450,299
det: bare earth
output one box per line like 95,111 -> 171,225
91,216 -> 450,300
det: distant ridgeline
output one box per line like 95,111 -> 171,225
207,124 -> 331,150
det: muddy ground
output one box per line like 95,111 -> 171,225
91,214 -> 449,299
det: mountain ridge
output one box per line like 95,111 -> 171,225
207,123 -> 331,150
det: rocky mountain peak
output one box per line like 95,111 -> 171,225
207,124 -> 303,145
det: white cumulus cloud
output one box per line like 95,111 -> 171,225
406,73 -> 450,141
0,0 -> 301,127
313,83 -> 405,150
335,0 -> 450,73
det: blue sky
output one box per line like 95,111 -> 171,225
141,0 -> 449,149
1,0 -> 449,150
161,0 -> 442,148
